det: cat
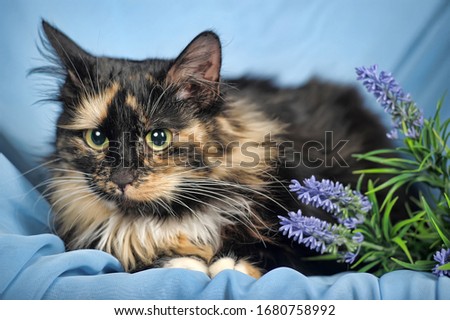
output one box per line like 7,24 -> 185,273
36,20 -> 394,278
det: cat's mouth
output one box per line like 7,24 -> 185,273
109,185 -> 143,207
96,182 -> 172,216
97,183 -> 209,218
88,179 -> 144,209
109,193 -> 180,218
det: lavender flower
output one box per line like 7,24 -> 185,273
355,65 -> 410,110
289,176 -> 371,225
338,214 -> 365,229
278,210 -> 345,254
432,248 -> 450,277
342,233 -> 364,264
278,210 -> 362,263
351,232 -> 365,244
289,177 -> 344,214
280,176 -> 370,264
343,252 -> 358,264
356,65 -> 424,140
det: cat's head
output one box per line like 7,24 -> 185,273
39,21 -> 277,221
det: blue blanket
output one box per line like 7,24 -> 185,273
1,0 -> 449,299
1,153 -> 450,299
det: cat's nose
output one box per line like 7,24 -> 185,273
111,170 -> 135,191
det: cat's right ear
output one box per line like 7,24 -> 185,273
166,31 -> 222,106
41,20 -> 93,87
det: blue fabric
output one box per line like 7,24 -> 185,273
1,0 -> 449,299
1,154 -> 450,299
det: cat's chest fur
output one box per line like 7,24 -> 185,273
49,157 -> 264,271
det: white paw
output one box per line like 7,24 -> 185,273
161,257 -> 209,274
209,257 -> 262,279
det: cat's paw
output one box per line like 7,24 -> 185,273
209,257 -> 262,279
159,256 -> 209,274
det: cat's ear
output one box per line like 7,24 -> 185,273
41,20 -> 93,87
166,31 -> 222,105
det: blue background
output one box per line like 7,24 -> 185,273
1,0 -> 449,177
0,0 -> 449,299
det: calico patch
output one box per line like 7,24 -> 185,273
37,20 -> 394,276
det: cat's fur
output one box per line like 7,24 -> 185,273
37,21 -> 393,277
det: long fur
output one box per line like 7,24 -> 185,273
36,21 -> 395,275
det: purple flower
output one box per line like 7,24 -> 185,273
279,210 -> 363,264
352,232 -> 364,244
356,65 -> 424,140
338,216 -> 362,229
355,65 -> 411,110
289,176 -> 371,221
289,176 -> 343,214
341,233 -> 364,264
278,210 -> 341,254
432,248 -> 450,277
282,176 -> 369,264
386,129 -> 399,140
343,252 -> 358,264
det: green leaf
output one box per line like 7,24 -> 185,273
391,211 -> 426,235
356,173 -> 365,192
443,193 -> 450,207
351,251 -> 378,269
412,260 -> 438,266
366,173 -> 415,194
417,153 -> 434,171
301,254 -> 340,261
365,180 -> 380,230
379,181 -> 402,212
353,156 -> 417,169
353,149 -> 400,159
422,196 -> 450,248
390,258 -> 435,271
392,237 -> 414,264
381,197 -> 397,240
433,96 -> 445,126
354,168 -> 402,174
414,175 -> 446,189
438,262 -> 450,271
357,260 -> 382,273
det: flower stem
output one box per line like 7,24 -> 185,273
361,241 -> 388,252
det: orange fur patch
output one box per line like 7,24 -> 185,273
58,82 -> 120,130
170,234 -> 214,263
125,94 -> 139,111
235,260 -> 263,279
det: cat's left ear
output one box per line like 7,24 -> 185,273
41,20 -> 94,90
166,31 -> 222,105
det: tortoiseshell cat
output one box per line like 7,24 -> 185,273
38,21 -> 392,278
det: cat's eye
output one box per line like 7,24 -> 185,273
145,129 -> 173,151
84,129 -> 109,151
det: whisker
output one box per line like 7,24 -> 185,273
19,158 -> 61,177
48,167 -> 93,176
174,190 -> 264,241
185,178 -> 289,212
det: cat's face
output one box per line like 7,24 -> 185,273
42,22 -> 237,217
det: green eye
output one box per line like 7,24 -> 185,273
84,129 -> 109,150
146,128 -> 173,151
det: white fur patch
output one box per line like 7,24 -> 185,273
162,257 -> 209,274
92,198 -> 253,257
209,257 -> 260,278
209,257 -> 238,278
